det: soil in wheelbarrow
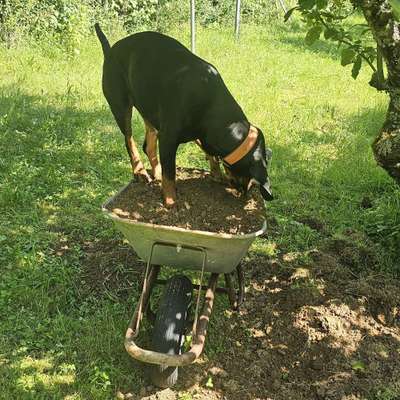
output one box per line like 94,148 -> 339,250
106,168 -> 265,234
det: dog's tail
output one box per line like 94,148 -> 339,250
94,23 -> 111,58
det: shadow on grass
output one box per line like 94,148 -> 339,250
0,83 -> 127,181
0,351 -> 76,400
276,22 -> 340,61
0,84 -> 150,397
283,34 -> 339,60
0,83 -> 148,240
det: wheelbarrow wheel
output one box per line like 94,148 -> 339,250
150,275 -> 193,388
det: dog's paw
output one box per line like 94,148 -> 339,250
136,170 -> 153,184
210,170 -> 231,185
210,172 -> 226,183
152,165 -> 162,181
163,196 -> 176,208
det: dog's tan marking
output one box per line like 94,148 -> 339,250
144,120 -> 162,180
123,112 -> 152,183
162,175 -> 176,207
126,136 -> 150,180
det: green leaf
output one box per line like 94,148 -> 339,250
324,27 -> 338,40
341,47 -> 356,66
352,55 -> 362,79
305,26 -> 323,45
351,360 -> 366,371
299,0 -> 315,10
206,376 -> 214,388
389,0 -> 400,20
284,6 -> 298,22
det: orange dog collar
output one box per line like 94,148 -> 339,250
223,125 -> 258,165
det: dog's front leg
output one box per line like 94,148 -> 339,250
143,119 -> 162,181
159,136 -> 178,207
206,154 -> 225,182
194,140 -> 224,182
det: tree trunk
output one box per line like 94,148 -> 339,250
0,0 -> 5,24
358,1 -> 400,183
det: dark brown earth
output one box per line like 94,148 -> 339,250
105,168 -> 265,235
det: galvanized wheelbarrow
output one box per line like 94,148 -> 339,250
102,181 -> 266,388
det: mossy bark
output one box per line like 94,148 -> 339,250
357,0 -> 400,183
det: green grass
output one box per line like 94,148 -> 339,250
0,21 -> 399,399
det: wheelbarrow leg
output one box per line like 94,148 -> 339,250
125,272 -> 219,366
131,264 -> 161,336
224,262 -> 245,311
236,263 -> 245,309
145,265 -> 161,325
224,272 -> 237,310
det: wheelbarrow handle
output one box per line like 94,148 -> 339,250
125,273 -> 218,367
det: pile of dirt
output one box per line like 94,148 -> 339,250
105,168 -> 265,234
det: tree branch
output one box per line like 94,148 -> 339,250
315,13 -> 377,72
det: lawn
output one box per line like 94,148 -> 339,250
0,21 -> 399,400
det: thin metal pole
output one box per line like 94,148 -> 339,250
190,0 -> 196,53
235,0 -> 241,40
277,0 -> 288,14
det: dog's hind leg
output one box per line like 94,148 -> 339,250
102,64 -> 151,183
143,119 -> 162,181
109,102 -> 152,183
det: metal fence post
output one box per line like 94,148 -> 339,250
190,0 -> 196,53
234,0 -> 241,40
277,0 -> 288,14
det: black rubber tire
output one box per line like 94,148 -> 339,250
150,275 -> 193,388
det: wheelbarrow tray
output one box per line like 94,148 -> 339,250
102,181 -> 266,274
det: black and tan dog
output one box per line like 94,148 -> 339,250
95,24 -> 273,207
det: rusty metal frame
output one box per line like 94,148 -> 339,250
124,241 -> 220,367
154,279 -> 229,294
224,262 -> 245,310
236,262 -> 245,308
125,272 -> 218,366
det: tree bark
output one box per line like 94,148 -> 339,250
0,0 -> 5,25
358,0 -> 400,183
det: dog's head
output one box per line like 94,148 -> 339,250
224,127 -> 273,201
